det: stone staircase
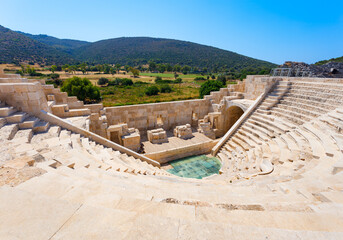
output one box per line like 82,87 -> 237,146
0,100 -> 168,177
216,79 -> 343,183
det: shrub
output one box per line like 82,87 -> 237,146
174,78 -> 182,83
98,77 -> 109,85
48,73 -> 60,80
199,80 -> 224,98
134,81 -> 149,86
29,72 -> 45,77
194,76 -> 206,81
107,78 -> 133,86
61,76 -> 100,102
103,89 -> 114,95
160,84 -> 172,93
156,77 -> 182,84
121,78 -> 133,86
145,86 -> 160,96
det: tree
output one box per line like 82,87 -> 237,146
49,73 -> 60,81
115,64 -> 121,73
51,65 -> 57,73
157,64 -> 166,73
130,67 -> 140,77
61,76 -> 100,102
199,80 -> 224,98
79,63 -> 87,74
109,67 -> 115,75
182,65 -> 191,75
174,73 -> 179,79
160,84 -> 172,93
166,64 -> 173,72
98,77 -> 109,85
145,86 -> 159,96
103,64 -> 111,74
62,64 -> 70,72
217,74 -> 227,86
173,64 -> 181,72
148,61 -> 157,72
174,78 -> 182,83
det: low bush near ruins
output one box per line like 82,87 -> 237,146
61,76 -> 100,102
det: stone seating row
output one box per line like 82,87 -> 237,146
0,102 -> 168,178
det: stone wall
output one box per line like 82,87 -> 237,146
105,99 -> 212,133
204,88 -> 229,104
0,82 -> 49,114
145,139 -> 218,164
244,75 -> 278,100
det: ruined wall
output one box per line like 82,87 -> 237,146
105,99 -> 212,133
0,82 -> 49,114
203,88 -> 229,104
244,75 -> 278,100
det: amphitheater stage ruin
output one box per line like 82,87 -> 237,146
1,69 -> 343,239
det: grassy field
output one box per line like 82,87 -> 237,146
140,72 -> 207,80
100,82 -> 200,107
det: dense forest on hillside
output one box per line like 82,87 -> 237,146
17,31 -> 90,52
72,37 -> 276,71
0,25 -> 277,73
0,26 -> 74,65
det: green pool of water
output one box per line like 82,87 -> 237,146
167,155 -> 222,179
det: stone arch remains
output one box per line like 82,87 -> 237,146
224,105 -> 244,133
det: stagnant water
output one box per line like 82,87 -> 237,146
167,155 -> 221,179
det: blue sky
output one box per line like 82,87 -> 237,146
1,0 -> 342,64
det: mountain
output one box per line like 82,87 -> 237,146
315,56 -> 343,65
1,25 -> 276,70
17,31 -> 90,52
72,37 -> 276,70
0,25 -> 74,65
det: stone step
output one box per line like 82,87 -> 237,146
282,96 -> 336,111
0,117 -> 7,129
245,122 -> 274,139
0,106 -> 16,117
33,120 -> 49,133
280,99 -> 328,115
277,103 -> 320,118
251,115 -> 288,133
5,111 -> 28,123
18,116 -> 40,129
269,108 -> 306,125
303,123 -> 338,157
285,92 -> 343,107
247,118 -> 283,136
0,123 -> 19,140
231,135 -> 251,151
11,129 -> 33,143
237,129 -> 262,145
296,127 -> 326,159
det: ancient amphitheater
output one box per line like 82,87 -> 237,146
1,68 -> 343,239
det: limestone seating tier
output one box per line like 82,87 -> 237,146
0,102 -> 168,178
215,79 -> 343,185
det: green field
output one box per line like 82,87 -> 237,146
100,82 -> 200,107
140,72 -> 209,79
